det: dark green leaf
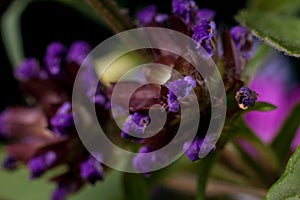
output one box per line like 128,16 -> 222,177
123,173 -> 149,200
236,10 -> 300,57
246,101 -> 277,112
272,103 -> 300,164
266,146 -> 300,200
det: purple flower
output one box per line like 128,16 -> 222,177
44,42 -> 67,75
66,41 -> 91,65
137,5 -> 157,26
50,102 -> 74,136
167,76 -> 196,112
192,20 -> 216,57
14,58 -> 40,81
121,112 -> 150,139
183,137 -> 202,161
133,146 -> 155,176
245,54 -> 300,146
172,0 -> 198,25
235,86 -> 258,110
52,182 -> 79,200
2,156 -> 17,170
80,155 -> 103,184
230,26 -> 253,59
28,151 -> 57,178
197,9 -> 215,20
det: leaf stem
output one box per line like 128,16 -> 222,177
196,151 -> 219,200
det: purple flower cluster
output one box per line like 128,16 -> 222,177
0,41 -> 106,200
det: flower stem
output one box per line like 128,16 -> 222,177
196,150 -> 219,200
85,0 -> 135,33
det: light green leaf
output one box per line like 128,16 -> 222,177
1,0 -> 33,67
266,145 -> 300,200
236,10 -> 300,57
271,103 -> 300,165
71,170 -> 125,200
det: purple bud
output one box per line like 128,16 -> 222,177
133,146 -> 155,177
2,156 -> 17,170
80,156 -> 103,184
167,76 -> 196,112
192,20 -> 216,57
50,102 -> 74,136
121,113 -> 150,139
44,42 -> 67,75
172,0 -> 198,25
52,182 -> 78,200
235,86 -> 258,110
66,41 -> 91,65
183,137 -> 202,161
15,58 -> 40,81
137,5 -> 157,26
197,9 -> 215,20
230,26 -> 253,59
28,151 -> 57,178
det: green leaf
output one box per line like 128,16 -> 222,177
236,10 -> 300,57
266,146 -> 300,200
271,103 -> 300,165
123,173 -> 149,200
246,102 -> 277,112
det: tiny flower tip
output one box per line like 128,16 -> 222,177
235,86 -> 258,110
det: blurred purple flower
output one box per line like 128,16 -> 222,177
2,156 -> 18,170
167,76 -> 196,112
50,102 -> 74,136
133,146 -> 156,177
66,41 -> 91,65
28,151 -> 57,179
245,54 -> 300,149
192,20 -> 216,57
172,0 -> 198,25
80,155 -> 103,184
44,42 -> 67,76
121,112 -> 150,139
14,58 -> 41,81
230,26 -> 253,59
197,9 -> 215,20
183,137 -> 202,161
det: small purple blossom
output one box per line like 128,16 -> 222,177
192,20 -> 216,57
80,155 -> 103,184
52,182 -> 79,200
230,26 -> 253,59
197,9 -> 215,20
137,5 -> 157,26
2,156 -> 17,170
167,76 -> 196,112
172,0 -> 198,25
44,42 -> 67,75
14,58 -> 40,81
50,102 -> 74,136
28,151 -> 57,178
66,41 -> 91,65
235,86 -> 258,110
133,146 -> 155,176
183,137 -> 202,161
121,112 -> 150,139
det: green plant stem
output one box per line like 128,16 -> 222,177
85,0 -> 135,33
196,151 -> 219,200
